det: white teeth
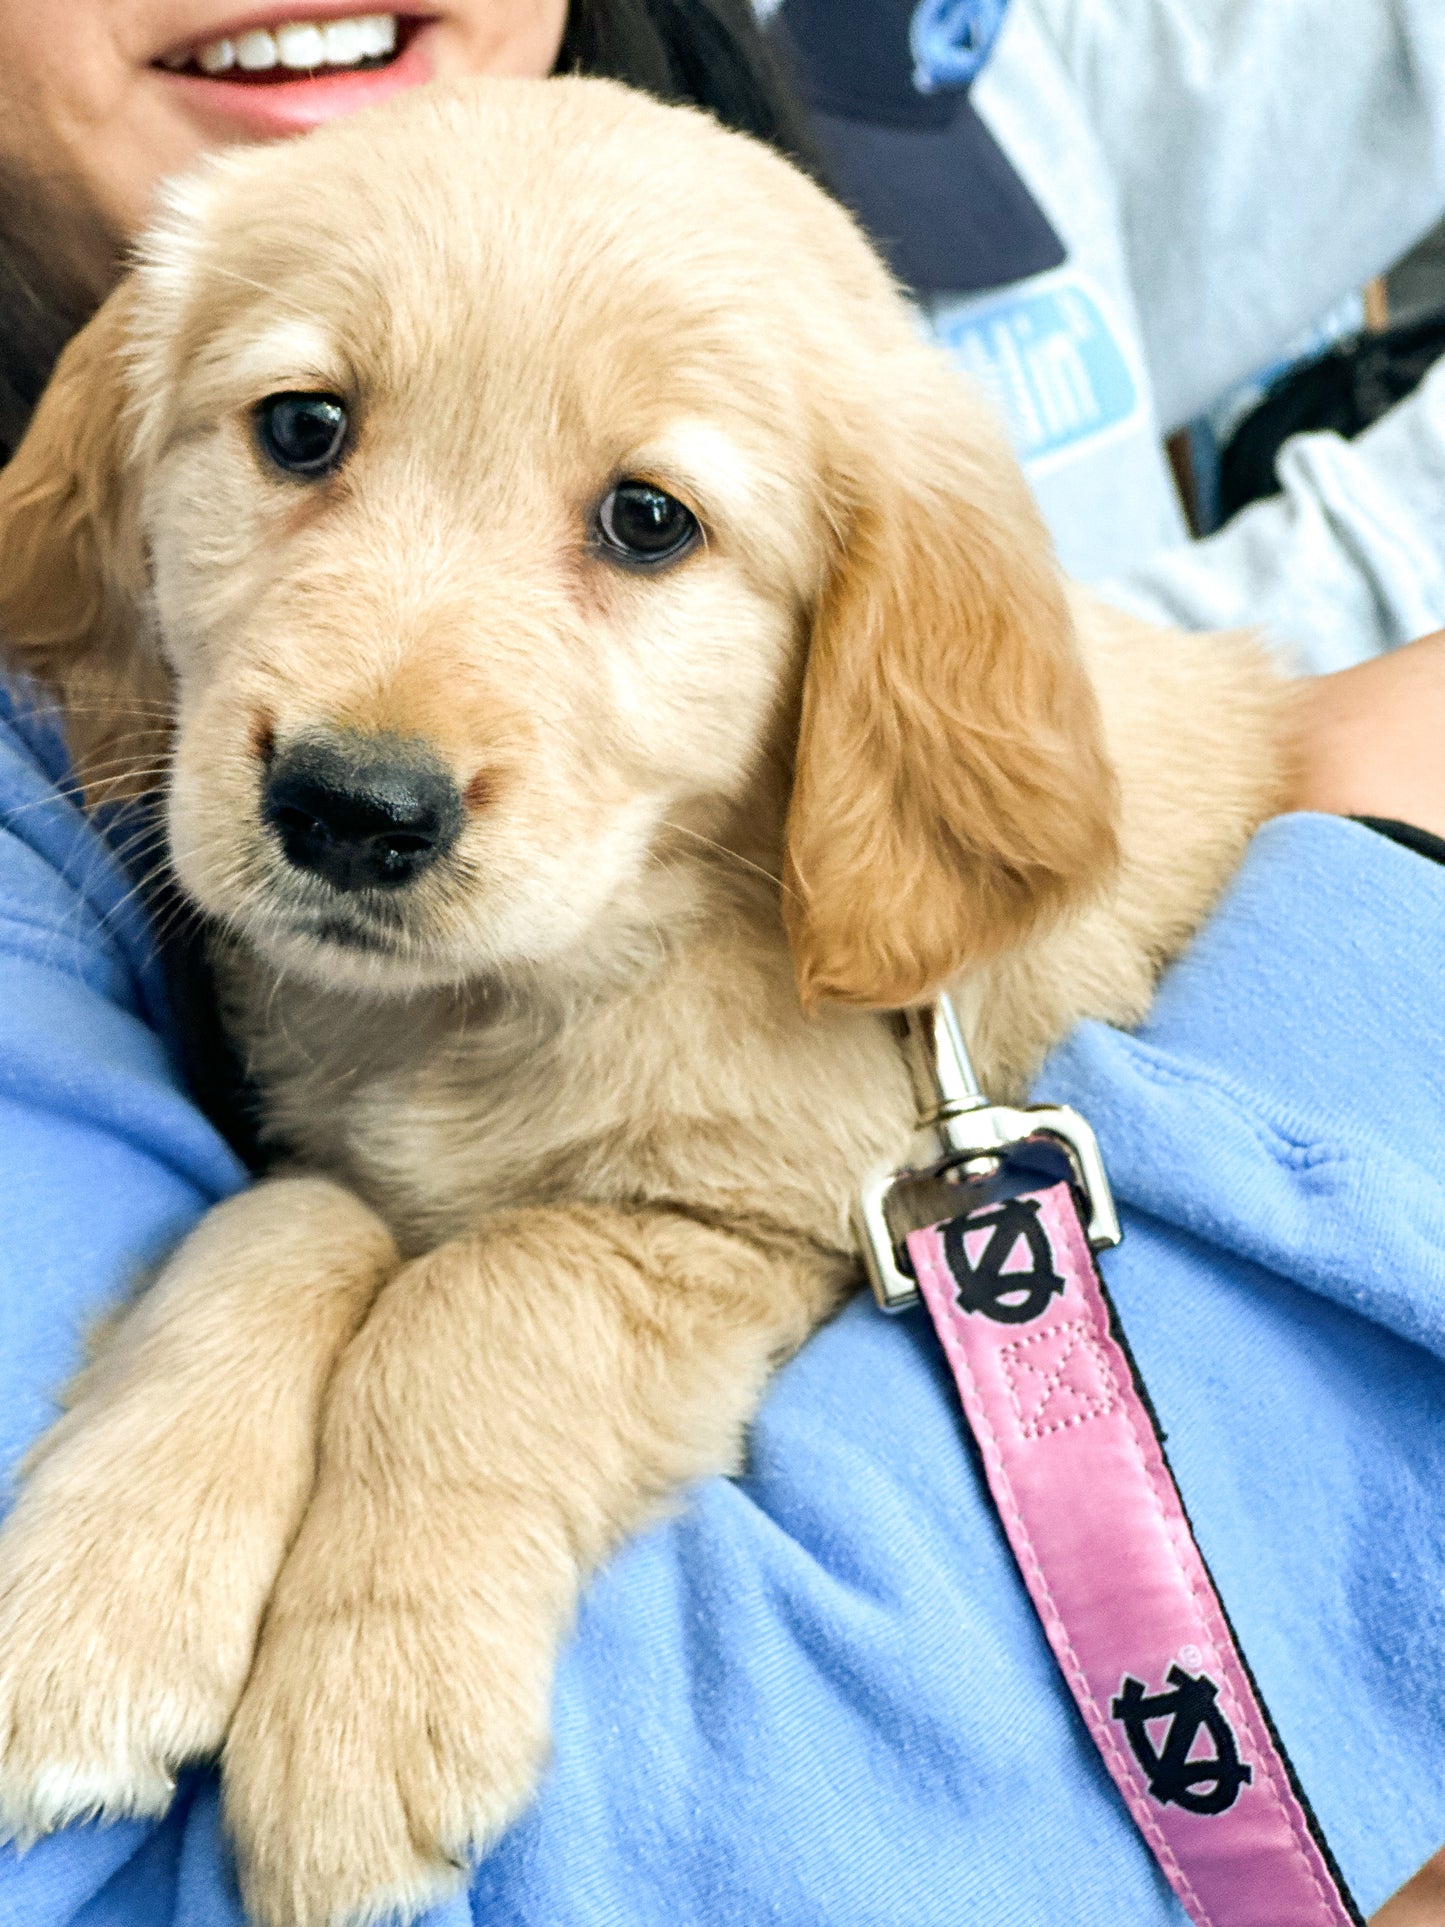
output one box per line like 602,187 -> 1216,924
235,28 -> 278,69
171,16 -> 399,78
321,18 -> 366,63
276,21 -> 327,66
357,14 -> 397,56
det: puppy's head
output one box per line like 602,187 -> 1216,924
0,77 -> 1116,1004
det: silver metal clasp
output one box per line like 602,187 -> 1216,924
855,992 -> 1122,1312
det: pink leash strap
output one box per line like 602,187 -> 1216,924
906,1181 -> 1362,1927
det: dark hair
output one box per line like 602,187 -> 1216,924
0,164 -> 115,464
558,0 -> 815,169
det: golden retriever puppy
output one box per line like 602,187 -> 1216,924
0,76 -> 1282,1927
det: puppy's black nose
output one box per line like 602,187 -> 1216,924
262,733 -> 463,893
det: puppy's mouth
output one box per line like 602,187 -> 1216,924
252,881 -> 455,985
289,909 -> 408,954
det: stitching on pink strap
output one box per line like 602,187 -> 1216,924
999,1317 -> 1119,1438
912,1237 -> 1211,1925
908,1186 -> 1355,1927
1040,1189 -> 1343,1926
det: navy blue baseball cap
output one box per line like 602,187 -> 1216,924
770,0 -> 1065,295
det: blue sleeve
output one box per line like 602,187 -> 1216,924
470,814 -> 1445,1927
0,694 -> 246,1491
0,740 -> 1441,1924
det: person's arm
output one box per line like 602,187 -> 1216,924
0,688 -> 247,1920
1286,626 -> 1445,834
0,692 -> 245,1494
487,639 -> 1445,1921
3,645 -> 1445,1925
1103,359 -> 1445,669
1028,0 -> 1445,430
462,837 -> 1445,1925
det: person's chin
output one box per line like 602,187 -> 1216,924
151,13 -> 441,143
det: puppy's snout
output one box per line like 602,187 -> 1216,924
262,733 -> 463,893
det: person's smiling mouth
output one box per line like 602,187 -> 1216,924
151,9 -> 441,135
158,11 -> 414,79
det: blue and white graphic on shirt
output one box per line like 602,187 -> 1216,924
929,269 -> 1145,476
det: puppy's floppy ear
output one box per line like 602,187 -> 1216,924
783,361 -> 1119,1010
0,283 -> 167,797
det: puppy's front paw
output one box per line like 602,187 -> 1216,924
224,1587 -> 553,1927
0,1480 -> 258,1837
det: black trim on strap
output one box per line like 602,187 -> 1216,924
1352,816 -> 1445,868
1091,1270 -> 1366,1925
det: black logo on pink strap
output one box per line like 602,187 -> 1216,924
1112,1665 -> 1253,1815
943,1197 -> 1066,1325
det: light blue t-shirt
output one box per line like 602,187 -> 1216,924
0,690 -> 1442,1926
870,0 -> 1445,665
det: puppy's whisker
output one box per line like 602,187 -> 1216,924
5,688 -> 177,711
96,860 -> 187,937
131,900 -> 195,953
656,820 -> 795,901
0,745 -> 174,778
0,780 -> 168,826
14,699 -> 178,718
195,262 -> 323,325
72,757 -> 173,778
109,843 -> 175,890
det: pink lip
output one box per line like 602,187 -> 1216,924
153,15 -> 438,139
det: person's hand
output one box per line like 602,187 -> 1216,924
1288,629 -> 1445,841
1371,1845 -> 1445,1924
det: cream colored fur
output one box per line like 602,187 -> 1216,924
0,78 -> 1284,1927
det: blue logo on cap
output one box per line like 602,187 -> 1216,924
910,0 -> 1010,93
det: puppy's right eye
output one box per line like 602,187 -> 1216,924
595,481 -> 700,568
254,393 -> 349,477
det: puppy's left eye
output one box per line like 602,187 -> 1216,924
254,392 -> 349,477
596,481 -> 700,568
